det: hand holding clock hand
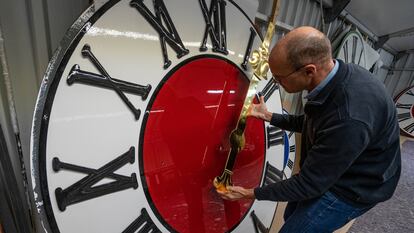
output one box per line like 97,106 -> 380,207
248,95 -> 272,122
217,186 -> 255,201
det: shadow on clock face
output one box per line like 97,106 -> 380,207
142,57 -> 265,233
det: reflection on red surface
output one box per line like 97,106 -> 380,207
143,57 -> 265,233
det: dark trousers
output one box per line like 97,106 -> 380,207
280,191 -> 373,233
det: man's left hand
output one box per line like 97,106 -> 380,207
216,186 -> 255,201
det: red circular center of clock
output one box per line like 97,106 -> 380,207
142,57 -> 265,233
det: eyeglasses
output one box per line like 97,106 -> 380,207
272,64 -> 309,83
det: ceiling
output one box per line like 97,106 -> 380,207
345,0 -> 414,53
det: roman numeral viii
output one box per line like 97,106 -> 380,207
130,0 -> 189,69
53,147 -> 138,211
199,0 -> 228,54
67,44 -> 151,120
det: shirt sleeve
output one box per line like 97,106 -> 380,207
270,113 -> 305,133
254,119 -> 371,202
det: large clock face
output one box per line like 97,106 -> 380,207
30,0 -> 296,232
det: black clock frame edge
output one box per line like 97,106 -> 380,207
33,1 -> 122,232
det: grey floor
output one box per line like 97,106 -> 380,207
349,139 -> 414,233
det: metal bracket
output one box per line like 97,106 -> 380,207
323,0 -> 351,23
374,27 -> 414,50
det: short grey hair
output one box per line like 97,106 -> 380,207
285,32 -> 332,69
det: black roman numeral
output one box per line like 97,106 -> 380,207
199,0 -> 228,54
122,208 -> 161,233
404,122 -> 414,133
266,126 -> 284,148
130,0 -> 189,69
289,145 -> 296,153
396,103 -> 411,110
287,159 -> 294,169
67,44 -> 151,120
251,210 -> 269,233
53,147 -> 138,211
263,162 -> 283,186
406,90 -> 414,97
288,131 -> 294,139
241,27 -> 257,70
260,80 -> 279,102
398,112 -> 411,122
343,41 -> 349,63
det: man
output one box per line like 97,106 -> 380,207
218,26 -> 401,232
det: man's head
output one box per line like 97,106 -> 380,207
269,26 -> 334,93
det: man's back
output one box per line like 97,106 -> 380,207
304,60 -> 401,206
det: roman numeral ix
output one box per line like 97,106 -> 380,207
53,147 -> 138,211
130,0 -> 189,69
67,44 -> 151,120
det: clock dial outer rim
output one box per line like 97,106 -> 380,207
30,1 -> 123,232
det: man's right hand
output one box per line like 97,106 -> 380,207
248,95 -> 272,122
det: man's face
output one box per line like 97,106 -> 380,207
269,55 -> 311,93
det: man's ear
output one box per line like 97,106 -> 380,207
304,64 -> 317,76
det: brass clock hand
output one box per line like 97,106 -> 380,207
214,0 -> 281,191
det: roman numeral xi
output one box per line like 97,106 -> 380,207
199,0 -> 228,54
130,0 -> 189,69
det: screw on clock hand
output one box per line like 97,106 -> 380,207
213,0 -> 281,192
